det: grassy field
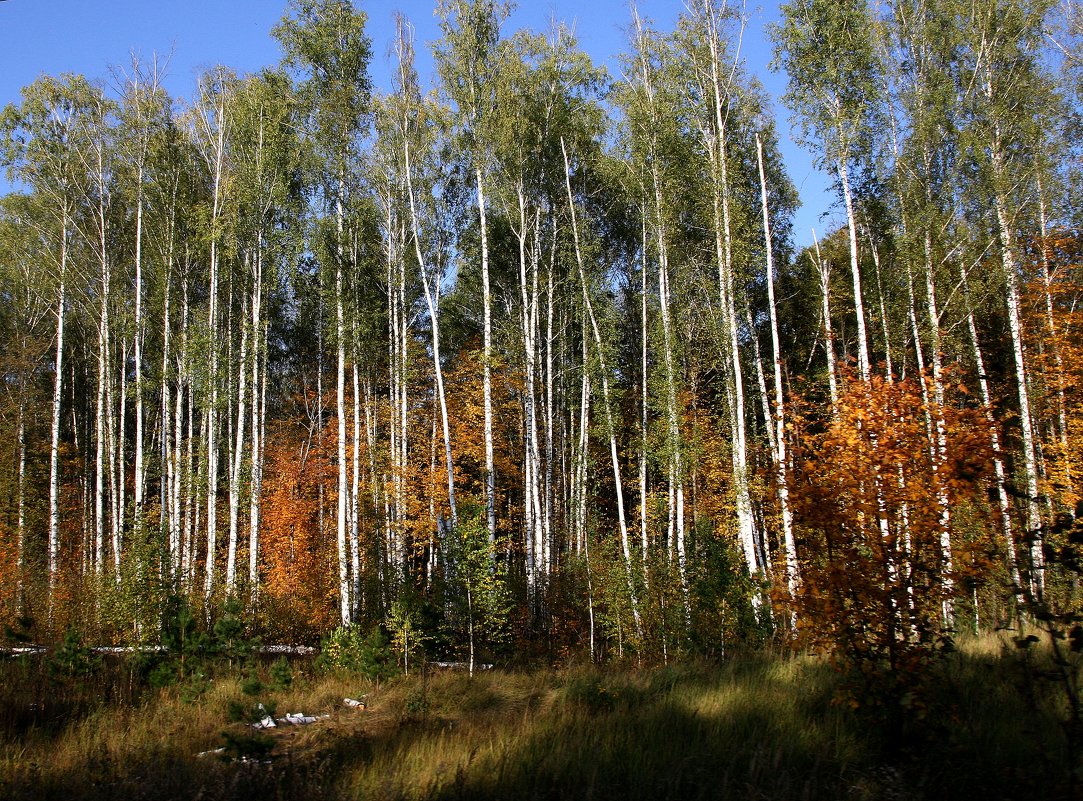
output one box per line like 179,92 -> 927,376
0,637 -> 1072,800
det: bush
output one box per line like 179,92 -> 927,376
319,624 -> 400,681
47,627 -> 101,680
269,656 -> 293,690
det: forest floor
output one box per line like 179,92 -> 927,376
0,636 -> 1073,800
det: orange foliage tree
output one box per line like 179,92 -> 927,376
258,418 -> 339,642
1026,229 -> 1083,515
790,373 -> 997,674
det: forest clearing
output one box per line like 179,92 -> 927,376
1,0 -> 1082,795
0,634 -> 1074,800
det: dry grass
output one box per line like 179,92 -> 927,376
0,640 -> 1070,800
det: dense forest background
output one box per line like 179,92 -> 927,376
0,0 -> 1081,667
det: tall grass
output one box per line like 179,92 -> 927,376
0,638 -> 1070,800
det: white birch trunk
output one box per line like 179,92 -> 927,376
563,138 -> 642,636
639,213 -> 651,583
404,139 -> 458,532
336,181 -> 351,625
133,174 -> 145,530
350,361 -> 361,614
812,231 -> 839,413
921,228 -> 955,628
839,160 -> 870,381
992,151 -> 1044,593
94,149 -> 110,577
477,167 -> 496,543
250,311 -> 267,601
226,291 -> 249,596
48,225 -> 67,605
960,258 -> 1022,591
201,83 -> 227,605
115,338 -> 128,579
756,133 -> 798,602
1037,179 -> 1070,489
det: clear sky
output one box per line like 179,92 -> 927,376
0,0 -> 835,247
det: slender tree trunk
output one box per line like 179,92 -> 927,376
839,160 -> 870,381
403,136 -> 458,534
921,225 -> 954,628
543,218 -> 557,576
563,138 -> 642,636
865,227 -> 894,381
991,144 -> 1043,593
701,0 -> 757,606
757,133 -> 798,604
16,373 -> 26,606
336,178 -> 351,625
249,246 -> 265,602
515,186 -> 543,604
160,209 -> 175,577
115,337 -> 128,580
203,91 -> 226,606
94,161 -> 110,578
176,272 -> 190,584
226,291 -> 249,596
350,361 -> 361,615
133,175 -> 146,532
94,292 -> 108,577
960,258 -> 1022,593
1037,178 -> 1071,492
639,212 -> 651,585
477,167 -> 496,543
812,231 -> 839,413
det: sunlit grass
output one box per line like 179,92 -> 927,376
0,639 -> 1071,800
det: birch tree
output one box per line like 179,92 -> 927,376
275,0 -> 372,624
435,0 -> 510,545
955,0 -> 1059,593
774,0 -> 882,381
1,75 -> 96,612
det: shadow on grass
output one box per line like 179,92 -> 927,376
0,647 -> 1072,801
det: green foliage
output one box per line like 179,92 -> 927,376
319,624 -> 399,682
273,0 -> 372,174
228,699 -> 276,724
387,592 -> 431,675
178,668 -> 211,704
219,729 -> 275,762
46,627 -> 101,680
211,599 -> 258,666
141,596 -> 257,693
771,0 -> 881,166
444,500 -> 513,665
269,656 -> 293,691
404,686 -> 429,716
240,673 -> 264,697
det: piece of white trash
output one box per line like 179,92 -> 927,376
284,712 -> 318,725
344,698 -> 366,708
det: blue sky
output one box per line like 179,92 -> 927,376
0,0 -> 835,247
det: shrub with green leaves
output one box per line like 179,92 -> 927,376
319,624 -> 399,681
47,628 -> 101,680
269,656 -> 293,690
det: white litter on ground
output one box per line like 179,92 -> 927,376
344,697 -> 366,708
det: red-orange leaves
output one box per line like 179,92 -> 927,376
791,372 -> 996,662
